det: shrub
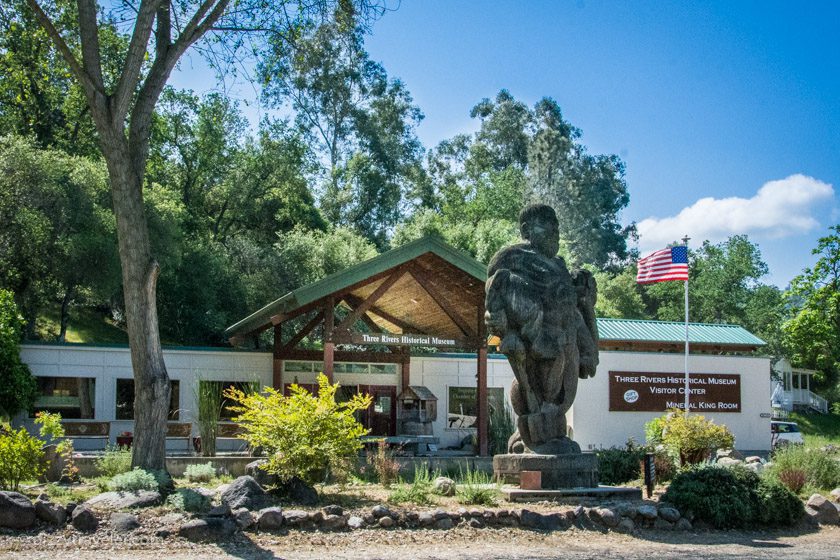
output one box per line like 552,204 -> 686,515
108,467 -> 161,492
768,445 -> 840,491
652,448 -> 677,482
96,444 -> 133,478
456,466 -> 498,506
184,462 -> 216,483
777,468 -> 807,494
0,290 -> 37,419
0,423 -> 45,490
35,411 -> 79,482
388,465 -> 436,505
663,464 -> 803,528
366,439 -> 401,487
225,374 -> 372,485
647,409 -> 734,465
596,440 -> 645,485
166,488 -> 210,512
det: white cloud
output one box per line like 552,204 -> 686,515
637,174 -> 834,252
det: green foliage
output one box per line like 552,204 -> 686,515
0,423 -> 45,490
0,289 -> 37,417
107,467 -> 161,493
596,440 -> 645,485
647,409 -> 734,465
184,462 -> 217,483
226,374 -> 372,485
756,479 -> 805,525
456,466 -> 498,506
34,411 -> 78,481
166,488 -> 211,513
364,439 -> 401,487
644,416 -> 667,446
388,464 -> 436,505
789,412 -> 840,447
196,379 -> 223,457
95,445 -> 133,478
768,445 -> 840,492
488,401 -> 515,456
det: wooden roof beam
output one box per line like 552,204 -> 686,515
280,311 -> 325,354
335,267 -> 408,333
343,293 -> 427,334
409,263 -> 476,338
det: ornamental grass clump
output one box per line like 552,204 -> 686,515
388,464 -> 436,505
184,462 -> 216,483
225,374 -> 372,485
108,467 -> 161,492
456,465 -> 498,506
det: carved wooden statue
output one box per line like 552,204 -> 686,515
485,204 -> 598,454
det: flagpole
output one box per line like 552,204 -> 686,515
683,235 -> 690,414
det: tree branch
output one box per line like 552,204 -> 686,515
156,0 -> 172,60
77,0 -> 104,90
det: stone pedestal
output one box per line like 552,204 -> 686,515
493,452 -> 598,489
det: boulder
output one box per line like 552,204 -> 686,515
85,491 -> 161,509
71,505 -> 99,532
0,491 -> 36,530
658,507 -> 681,523
206,504 -> 231,517
614,503 -> 637,519
233,508 -> 255,530
221,476 -> 269,510
637,504 -> 658,520
717,457 -> 744,467
178,518 -> 236,542
109,512 -> 140,532
519,509 -> 562,531
378,516 -> 394,528
744,456 -> 764,464
273,477 -> 318,506
830,488 -> 840,502
282,509 -> 309,526
675,518 -> 693,531
805,494 -> 840,525
468,518 -> 483,528
717,448 -> 745,461
321,514 -> 347,531
158,513 -> 185,526
35,499 -> 67,525
653,517 -> 674,530
616,518 -> 635,533
432,508 -> 449,521
592,507 -> 619,527
257,507 -> 285,531
435,517 -> 454,530
322,504 -> 344,516
65,502 -> 77,515
371,505 -> 393,519
418,511 -> 435,527
245,459 -> 278,488
347,516 -> 365,529
433,476 -> 456,496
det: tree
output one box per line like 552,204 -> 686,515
23,0 -> 379,470
783,225 -> 840,392
0,289 -> 37,419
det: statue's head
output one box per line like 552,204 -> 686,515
519,203 -> 560,258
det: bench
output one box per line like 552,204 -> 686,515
60,421 -> 111,450
166,422 -> 192,453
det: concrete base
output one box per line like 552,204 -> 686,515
494,452 -> 599,489
503,486 -> 642,503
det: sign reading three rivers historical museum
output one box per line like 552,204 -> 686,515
608,371 -> 742,412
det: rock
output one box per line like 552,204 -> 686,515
468,518 -> 483,528
616,518 -> 635,533
745,456 -> 764,464
109,512 -> 140,532
233,508 -> 255,530
282,509 -> 309,526
221,476 -> 269,510
717,457 -> 744,467
829,488 -> 840,502
637,504 -> 658,520
71,505 -> 98,532
717,448 -> 745,461
0,492 -> 36,529
614,503 -> 637,519
435,517 -> 454,530
85,491 -> 161,509
158,513 -> 184,526
371,505 -> 392,518
433,476 -> 456,496
432,509 -> 449,521
65,502 -> 77,515
378,516 -> 394,528
675,518 -> 693,531
653,517 -> 674,530
322,504 -> 344,516
309,511 -> 324,524
805,494 -> 840,525
593,507 -> 619,527
418,511 -> 435,527
658,507 -> 681,523
206,504 -> 231,517
348,516 -> 365,529
257,507 -> 284,531
572,505 -> 585,518
468,508 -> 482,517
35,499 -> 67,525
245,459 -> 278,487
178,518 -> 236,542
321,514 -> 347,531
274,477 -> 318,506
519,509 -> 562,531
193,487 -> 216,499
745,462 -> 764,474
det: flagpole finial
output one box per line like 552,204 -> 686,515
682,235 -> 690,246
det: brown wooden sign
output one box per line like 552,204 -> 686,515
335,332 -> 468,348
608,371 -> 741,413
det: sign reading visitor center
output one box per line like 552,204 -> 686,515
348,332 -> 460,347
608,371 -> 742,412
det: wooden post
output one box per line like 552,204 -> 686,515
324,297 -> 335,382
477,297 -> 489,456
272,324 -> 283,389
400,351 -> 411,393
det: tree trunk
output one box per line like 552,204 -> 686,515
102,140 -> 171,472
58,286 -> 73,343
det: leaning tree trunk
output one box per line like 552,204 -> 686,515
102,140 -> 171,472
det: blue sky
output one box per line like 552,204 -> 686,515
170,0 -> 839,287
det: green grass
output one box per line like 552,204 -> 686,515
789,412 -> 840,447
36,305 -> 128,344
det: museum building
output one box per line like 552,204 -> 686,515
16,236 -> 772,454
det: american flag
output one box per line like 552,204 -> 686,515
636,246 -> 689,284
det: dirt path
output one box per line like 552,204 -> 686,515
3,526 -> 838,560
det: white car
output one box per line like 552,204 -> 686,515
771,421 -> 804,449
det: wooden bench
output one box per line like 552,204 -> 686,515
60,421 -> 111,449
166,422 -> 192,453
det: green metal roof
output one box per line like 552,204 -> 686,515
596,318 -> 765,347
224,235 -> 487,338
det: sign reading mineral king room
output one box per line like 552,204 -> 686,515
608,371 -> 742,412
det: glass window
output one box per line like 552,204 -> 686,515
115,379 -> 181,420
284,361 -> 312,373
447,386 -> 504,429
370,364 -> 398,375
32,377 -> 96,419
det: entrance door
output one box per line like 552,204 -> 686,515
359,385 -> 397,436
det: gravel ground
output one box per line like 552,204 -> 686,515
2,525 -> 838,560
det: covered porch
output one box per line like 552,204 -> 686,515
224,236 -> 492,455
773,358 -> 828,414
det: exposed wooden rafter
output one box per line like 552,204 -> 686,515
409,263 -> 476,338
